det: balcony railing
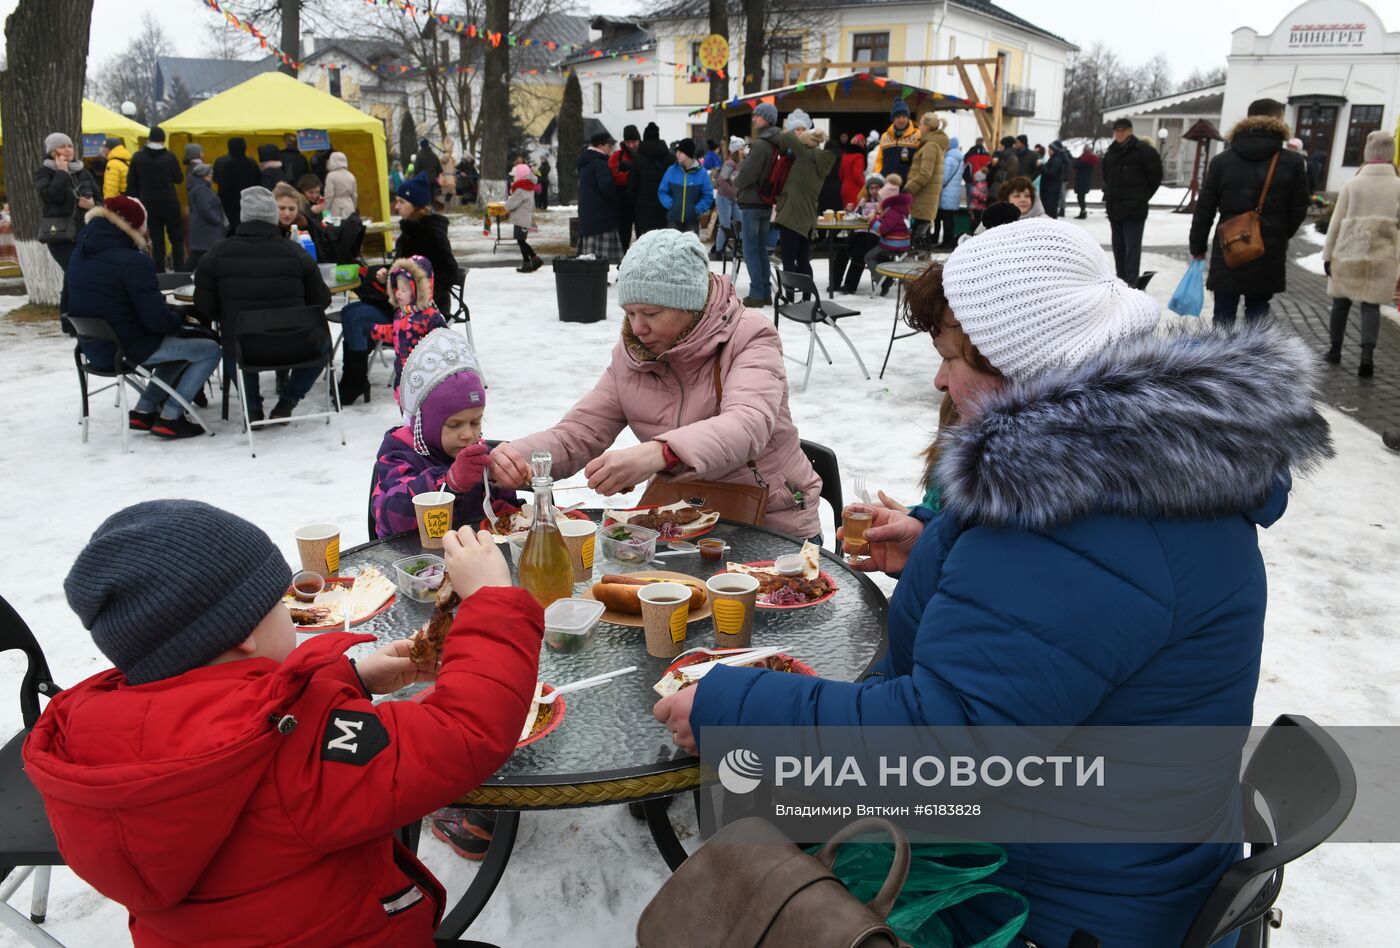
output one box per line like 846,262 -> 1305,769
1004,83 -> 1036,116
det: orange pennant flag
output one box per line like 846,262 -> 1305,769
761,95 -> 776,106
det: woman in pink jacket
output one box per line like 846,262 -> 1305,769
492,229 -> 822,539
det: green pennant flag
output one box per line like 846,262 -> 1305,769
795,82 -> 806,92
900,86 -> 915,100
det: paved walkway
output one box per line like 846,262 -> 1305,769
1146,242 -> 1399,436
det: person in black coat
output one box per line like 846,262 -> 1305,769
578,132 -> 623,263
1039,140 -> 1073,219
1189,99 -> 1310,327
1306,149 -> 1326,193
279,133 -> 311,183
1101,118 -> 1164,284
257,144 -> 288,191
989,136 -> 1019,195
1015,134 -> 1040,180
213,137 -> 262,231
535,157 -> 550,209
415,138 -> 442,202
1072,146 -> 1100,219
627,123 -> 672,237
335,172 -> 460,405
193,186 -> 333,422
124,126 -> 185,272
67,196 -> 221,439
34,132 -> 99,271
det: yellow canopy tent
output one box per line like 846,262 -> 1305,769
0,98 -> 148,200
161,72 -> 390,249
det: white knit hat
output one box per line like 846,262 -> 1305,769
941,218 -> 1159,379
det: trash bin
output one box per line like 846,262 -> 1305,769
553,256 -> 609,323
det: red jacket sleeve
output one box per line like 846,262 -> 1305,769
275,587 -> 543,853
609,149 -> 630,189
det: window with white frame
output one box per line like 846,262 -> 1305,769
630,78 -> 644,110
768,36 -> 803,86
852,32 -> 890,76
593,82 -> 602,113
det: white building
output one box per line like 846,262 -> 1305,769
565,1 -> 1074,148
1223,0 -> 1399,190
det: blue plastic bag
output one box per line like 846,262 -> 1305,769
1168,258 -> 1205,317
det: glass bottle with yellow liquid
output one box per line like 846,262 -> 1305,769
518,453 -> 573,608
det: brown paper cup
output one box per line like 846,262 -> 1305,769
706,573 -> 759,648
558,519 -> 599,583
639,582 -> 690,658
413,490 -> 455,549
294,523 -> 341,578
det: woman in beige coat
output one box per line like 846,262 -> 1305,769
322,151 -> 359,219
902,113 -> 948,240
1323,131 -> 1400,377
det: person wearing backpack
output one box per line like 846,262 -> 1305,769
734,102 -> 783,306
773,109 -> 835,295
657,139 -> 715,233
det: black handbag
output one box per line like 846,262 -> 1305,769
38,214 -> 77,244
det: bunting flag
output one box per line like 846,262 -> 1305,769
683,73 -> 990,116
839,79 -> 854,97
827,83 -> 838,101
900,86 -> 915,100
199,0 -> 344,70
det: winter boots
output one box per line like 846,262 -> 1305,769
516,255 -> 544,273
1359,346 -> 1375,378
338,349 -> 372,406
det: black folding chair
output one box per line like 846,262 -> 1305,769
445,269 -> 474,350
1134,271 -> 1157,291
0,594 -> 64,947
65,317 -> 213,452
799,440 -> 843,557
773,271 -> 869,393
720,223 -> 744,280
226,306 -> 344,458
1178,714 -> 1356,948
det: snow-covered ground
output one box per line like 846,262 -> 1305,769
2,213 -> 1398,946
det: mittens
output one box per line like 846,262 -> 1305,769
446,442 -> 491,492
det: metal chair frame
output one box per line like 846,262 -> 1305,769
773,270 -> 869,393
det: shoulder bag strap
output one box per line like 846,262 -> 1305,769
1254,152 -> 1280,214
710,341 -> 769,489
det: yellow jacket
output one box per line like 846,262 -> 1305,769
103,145 -> 130,199
872,121 -> 921,177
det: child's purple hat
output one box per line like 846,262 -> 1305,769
399,328 -> 486,455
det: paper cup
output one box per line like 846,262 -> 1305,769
638,582 -> 691,658
413,490 -> 455,549
558,519 -> 599,583
294,523 -> 341,578
706,573 -> 759,648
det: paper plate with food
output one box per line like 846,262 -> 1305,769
602,501 -> 720,540
583,571 -> 712,627
724,542 -> 838,609
482,503 -> 592,539
413,678 -> 565,749
652,647 -> 817,697
282,566 -> 396,631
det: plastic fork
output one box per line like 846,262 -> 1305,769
853,474 -> 871,505
482,465 -> 500,521
537,666 -> 639,704
674,646 -> 791,683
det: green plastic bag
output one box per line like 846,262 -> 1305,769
818,840 -> 1029,948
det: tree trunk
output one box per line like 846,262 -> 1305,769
741,0 -> 766,95
1,0 -> 95,306
705,0 -> 728,142
477,0 -> 511,206
279,0 -> 300,76
557,72 -> 583,205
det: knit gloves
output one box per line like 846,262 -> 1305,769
446,442 -> 491,492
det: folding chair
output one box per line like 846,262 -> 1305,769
773,271 -> 869,393
1177,714 -> 1357,948
445,269 -> 474,350
226,306 -> 345,458
0,594 -> 65,948
65,317 -> 213,452
799,439 -> 843,557
1134,271 -> 1157,291
720,223 -> 744,280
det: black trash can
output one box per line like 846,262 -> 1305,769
553,256 -> 610,323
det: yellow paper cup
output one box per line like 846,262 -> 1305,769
639,582 -> 691,658
294,523 -> 341,578
558,519 -> 599,583
412,490 -> 455,549
706,573 -> 759,647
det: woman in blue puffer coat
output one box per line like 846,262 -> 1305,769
655,218 -> 1333,947
935,136 -> 964,249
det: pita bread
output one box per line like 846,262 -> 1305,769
345,566 -> 395,622
519,681 -> 545,742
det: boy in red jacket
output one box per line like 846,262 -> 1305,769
23,500 -> 542,947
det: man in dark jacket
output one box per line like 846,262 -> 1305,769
1072,146 -> 1100,219
1015,134 -> 1040,180
415,138 -> 442,202
1039,141 -> 1072,219
611,125 -> 641,252
1101,118 -> 1163,284
124,126 -> 185,272
577,132 -> 622,264
1189,99 -> 1310,327
628,123 -> 672,237
66,196 -> 219,439
734,102 -> 782,306
194,186 -> 333,422
213,137 -> 262,231
989,136 -> 1019,195
279,133 -> 311,183
257,144 -> 288,190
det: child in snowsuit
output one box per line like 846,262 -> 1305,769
370,254 -> 447,393
865,175 -> 913,296
23,499 -> 542,946
970,169 -> 990,229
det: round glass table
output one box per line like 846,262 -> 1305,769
337,517 -> 888,937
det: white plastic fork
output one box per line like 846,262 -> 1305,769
482,465 -> 500,521
853,473 -> 871,505
537,666 -> 639,704
674,645 -> 792,683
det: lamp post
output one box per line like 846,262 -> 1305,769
120,101 -> 137,118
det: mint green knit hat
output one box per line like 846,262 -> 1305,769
617,229 -> 710,312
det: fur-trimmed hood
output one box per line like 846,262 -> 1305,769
1228,115 -> 1290,143
83,205 -> 149,253
1228,115 -> 1290,163
388,254 -> 435,311
937,325 -> 1333,530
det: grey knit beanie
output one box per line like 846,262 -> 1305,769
240,186 -> 278,225
617,229 -> 711,311
753,102 -> 778,126
65,500 -> 292,684
44,132 -> 74,155
1363,130 -> 1394,163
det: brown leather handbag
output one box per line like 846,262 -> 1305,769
639,348 -> 770,525
1217,152 -> 1279,269
637,817 -> 911,948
